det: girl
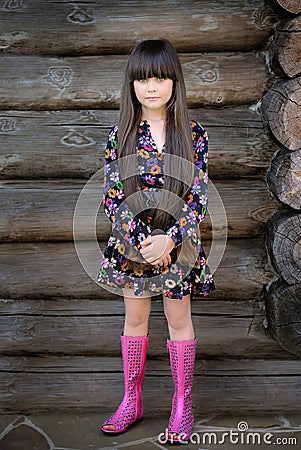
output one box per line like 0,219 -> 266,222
98,39 -> 215,444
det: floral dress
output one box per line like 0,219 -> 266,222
97,120 -> 215,300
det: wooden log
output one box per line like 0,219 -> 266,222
0,53 -> 270,110
271,17 -> 301,77
0,1 -> 278,54
0,357 -> 300,413
0,179 -> 279,242
264,279 -> 301,357
261,77 -> 301,151
0,298 -> 289,359
266,210 -> 301,284
0,108 -> 276,180
2,356 -> 299,374
267,148 -> 301,209
0,239 -> 273,300
276,0 -> 301,14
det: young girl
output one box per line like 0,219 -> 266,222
98,39 -> 215,444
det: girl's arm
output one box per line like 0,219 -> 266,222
165,122 -> 209,247
102,125 -> 152,251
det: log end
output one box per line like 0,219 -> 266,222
266,210 -> 301,284
261,77 -> 301,151
276,0 -> 301,15
267,149 -> 301,210
264,278 -> 301,357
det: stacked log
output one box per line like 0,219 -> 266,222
262,78 -> 301,150
0,108 -> 276,180
265,279 -> 301,357
0,1 -> 278,54
262,2 -> 301,357
267,149 -> 301,209
2,1 -> 301,414
1,357 -> 300,413
276,0 -> 301,15
271,16 -> 301,77
266,210 -> 301,285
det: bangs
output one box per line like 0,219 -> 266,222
128,40 -> 178,82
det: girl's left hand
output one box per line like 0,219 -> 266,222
154,254 -> 172,267
140,234 -> 175,265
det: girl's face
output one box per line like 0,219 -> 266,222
133,77 -> 173,117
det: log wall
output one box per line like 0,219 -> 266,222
0,1 -> 278,54
1,1 -> 300,415
262,1 -> 301,358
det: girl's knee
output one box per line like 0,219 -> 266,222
164,309 -> 191,331
123,294 -> 151,329
166,315 -> 191,332
163,298 -> 192,331
125,312 -> 149,329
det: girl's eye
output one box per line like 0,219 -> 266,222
158,78 -> 166,82
139,79 -> 147,83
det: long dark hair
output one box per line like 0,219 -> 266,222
117,39 -> 195,231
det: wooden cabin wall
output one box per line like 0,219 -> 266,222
1,0 -> 301,414
262,0 -> 301,358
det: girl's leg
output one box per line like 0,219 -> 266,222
101,290 -> 151,433
163,294 -> 194,341
123,288 -> 152,336
163,294 -> 196,444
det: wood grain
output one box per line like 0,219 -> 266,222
262,77 -> 301,151
271,16 -> 301,77
267,149 -> 301,210
0,298 -> 289,359
266,210 -> 301,284
276,0 -> 301,14
0,239 -> 273,300
0,179 -> 279,242
0,53 -> 270,109
0,357 -> 300,413
0,1 -> 278,54
0,108 -> 276,180
264,279 -> 301,357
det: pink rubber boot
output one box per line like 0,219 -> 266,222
101,334 -> 149,434
166,338 -> 197,444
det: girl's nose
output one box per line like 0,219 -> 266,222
147,79 -> 157,91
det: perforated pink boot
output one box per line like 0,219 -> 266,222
166,338 -> 197,444
101,334 -> 149,435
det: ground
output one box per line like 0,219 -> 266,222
0,412 -> 300,450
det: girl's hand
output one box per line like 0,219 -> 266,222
140,234 -> 175,264
153,253 -> 172,267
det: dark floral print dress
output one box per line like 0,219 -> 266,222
97,120 -> 215,300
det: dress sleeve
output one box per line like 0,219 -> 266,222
166,122 -> 209,247
102,125 -> 152,251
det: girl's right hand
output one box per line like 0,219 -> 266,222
140,234 -> 175,264
154,254 -> 172,268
